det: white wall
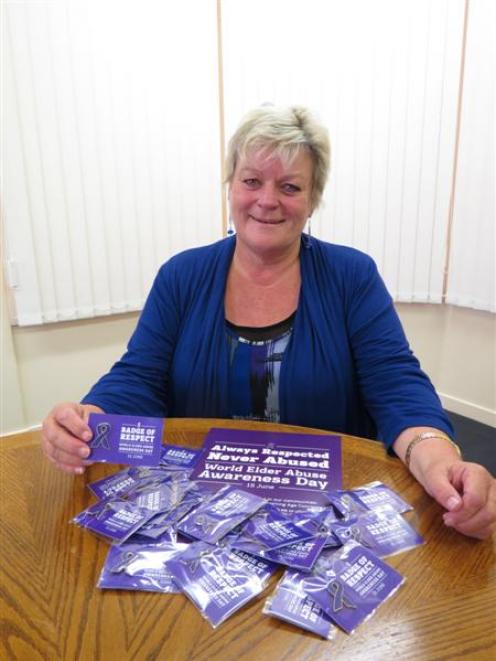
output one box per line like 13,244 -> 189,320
1,298 -> 494,435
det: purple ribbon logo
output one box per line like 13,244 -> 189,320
90,422 -> 111,450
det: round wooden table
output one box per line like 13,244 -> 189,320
1,418 -> 494,660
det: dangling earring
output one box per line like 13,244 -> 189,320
227,217 -> 235,236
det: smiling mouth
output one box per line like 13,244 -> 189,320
250,215 -> 285,225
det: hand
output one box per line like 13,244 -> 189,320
393,428 -> 496,540
41,402 -> 104,475
422,459 -> 496,540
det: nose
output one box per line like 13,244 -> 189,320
257,183 -> 279,209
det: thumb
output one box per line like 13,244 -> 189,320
427,472 -> 463,512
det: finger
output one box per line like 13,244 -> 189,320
41,431 -> 90,467
54,460 -> 86,475
54,405 -> 92,442
45,452 -> 86,475
446,518 -> 495,540
424,471 -> 464,513
443,489 -> 486,526
58,463 -> 86,475
444,504 -> 495,535
43,419 -> 92,458
446,464 -> 495,523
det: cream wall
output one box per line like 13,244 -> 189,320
1,283 -> 25,430
396,303 -> 495,426
1,297 -> 495,435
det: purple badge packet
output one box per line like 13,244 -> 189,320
231,503 -> 315,552
159,444 -> 203,472
87,469 -> 143,500
132,482 -> 210,540
331,508 -> 423,557
260,536 -> 328,571
177,485 -> 266,544
301,542 -> 405,633
295,507 -> 342,548
165,541 -> 275,628
125,475 -> 191,512
98,540 -> 188,592
88,465 -> 189,502
73,497 -> 156,544
87,413 -> 164,466
128,466 -> 172,482
263,570 -> 337,640
328,482 -> 412,518
325,490 -> 370,519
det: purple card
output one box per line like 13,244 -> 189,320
328,482 -> 412,518
73,497 -> 156,544
294,507 -> 342,548
98,540 -> 188,592
331,509 -> 423,557
87,469 -> 142,500
131,482 -> 209,540
232,503 -> 315,551
87,413 -> 164,466
190,428 -> 342,515
326,490 -> 370,519
165,541 -> 273,628
177,486 -> 266,544
260,535 -> 328,571
263,571 -> 337,640
127,478 -> 191,515
130,528 -> 178,544
160,445 -> 203,471
301,542 -> 405,633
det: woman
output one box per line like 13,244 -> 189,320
42,106 -> 495,539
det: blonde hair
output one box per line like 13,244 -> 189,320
225,105 -> 331,209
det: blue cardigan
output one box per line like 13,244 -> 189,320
82,235 -> 453,448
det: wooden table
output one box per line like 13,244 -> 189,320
1,418 -> 495,661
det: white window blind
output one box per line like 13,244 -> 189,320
222,0 -> 465,303
446,0 -> 495,312
3,0 -> 222,325
3,0 -> 494,325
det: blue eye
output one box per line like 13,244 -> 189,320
243,178 -> 260,187
282,183 -> 301,193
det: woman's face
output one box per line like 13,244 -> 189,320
229,148 -> 314,258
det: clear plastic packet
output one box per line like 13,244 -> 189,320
330,508 -> 423,557
132,482 -> 210,540
87,469 -> 144,500
72,497 -> 156,544
327,482 -> 412,518
126,475 -> 192,513
98,540 -> 189,592
225,524 -> 326,571
177,485 -> 266,544
325,490 -> 370,519
159,445 -> 203,472
231,503 -> 315,553
260,535 -> 328,571
130,528 -> 178,544
263,570 -> 337,640
301,541 -> 405,633
165,541 -> 273,628
294,507 -> 342,548
128,465 -> 190,484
